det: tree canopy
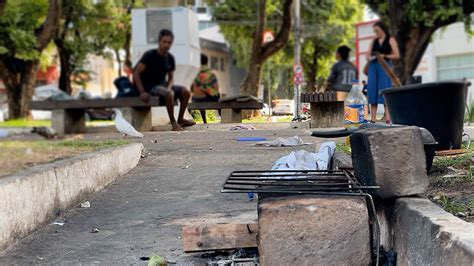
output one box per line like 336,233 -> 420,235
213,0 -> 362,96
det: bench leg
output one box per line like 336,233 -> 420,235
221,109 -> 242,123
52,109 -> 86,135
122,107 -> 152,132
310,102 -> 344,128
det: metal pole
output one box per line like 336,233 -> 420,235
293,0 -> 301,120
268,70 -> 272,118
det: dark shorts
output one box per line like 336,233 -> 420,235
192,94 -> 220,103
148,85 -> 185,100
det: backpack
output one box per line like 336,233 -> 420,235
114,76 -> 138,98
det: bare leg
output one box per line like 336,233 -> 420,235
200,110 -> 207,124
165,90 -> 182,131
177,88 -> 195,127
384,104 -> 391,123
370,104 -> 378,122
178,88 -> 191,122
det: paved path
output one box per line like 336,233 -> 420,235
0,127 -> 325,264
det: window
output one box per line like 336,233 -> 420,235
210,56 -> 219,71
220,58 -> 225,72
437,53 -> 474,80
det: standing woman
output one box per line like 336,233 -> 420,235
366,21 -> 400,123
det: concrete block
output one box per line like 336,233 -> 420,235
52,109 -> 86,135
258,196 -> 371,266
332,151 -> 353,169
221,109 -> 241,123
122,107 -> 152,132
350,126 -> 429,198
392,198 -> 474,266
310,102 -> 344,128
0,143 -> 143,251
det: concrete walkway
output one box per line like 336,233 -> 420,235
0,127 -> 325,264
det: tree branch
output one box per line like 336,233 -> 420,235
36,0 -> 61,51
260,0 -> 293,60
0,0 -> 7,17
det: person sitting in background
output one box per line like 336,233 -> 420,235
191,54 -> 220,124
326,45 -> 358,101
133,29 -> 195,131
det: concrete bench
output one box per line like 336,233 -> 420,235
30,97 -> 166,134
187,100 -> 263,123
301,92 -> 344,128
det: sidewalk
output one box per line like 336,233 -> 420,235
0,128 -> 323,264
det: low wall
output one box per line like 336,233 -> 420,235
333,151 -> 474,265
392,198 -> 474,265
0,143 -> 143,251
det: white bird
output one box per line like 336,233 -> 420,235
113,109 -> 144,138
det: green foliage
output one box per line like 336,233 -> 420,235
213,0 -> 362,95
366,0 -> 473,34
55,0 -> 145,77
336,140 -> 352,155
0,0 -> 49,59
190,110 -> 219,123
434,194 -> 474,215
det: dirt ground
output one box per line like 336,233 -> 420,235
426,153 -> 474,223
0,138 -> 128,177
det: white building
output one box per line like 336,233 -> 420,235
415,23 -> 474,102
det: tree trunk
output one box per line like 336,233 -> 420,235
240,0 -> 293,97
19,60 -> 40,118
56,43 -> 73,94
0,0 -> 61,119
241,59 -> 263,95
392,24 -> 434,84
0,0 -> 7,16
306,46 -> 318,92
115,49 -> 122,77
123,28 -> 132,69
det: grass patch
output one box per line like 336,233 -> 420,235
336,140 -> 351,154
242,116 -> 293,123
0,119 -> 51,127
0,119 -> 115,128
0,139 -> 130,177
428,149 -> 474,221
190,110 -> 220,124
432,194 -> 474,215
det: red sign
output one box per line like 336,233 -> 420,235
262,30 -> 274,44
293,74 -> 304,85
292,64 -> 303,75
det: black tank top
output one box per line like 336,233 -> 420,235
372,36 -> 392,55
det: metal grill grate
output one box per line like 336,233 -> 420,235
221,169 -> 378,194
221,168 -> 381,266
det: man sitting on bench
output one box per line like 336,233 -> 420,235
134,29 -> 195,131
191,54 -> 221,124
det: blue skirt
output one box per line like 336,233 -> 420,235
367,60 -> 392,104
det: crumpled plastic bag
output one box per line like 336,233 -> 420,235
255,136 -> 311,147
33,85 -> 74,101
260,141 -> 336,179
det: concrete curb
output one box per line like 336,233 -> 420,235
332,151 -> 474,265
393,198 -> 474,265
0,143 -> 144,251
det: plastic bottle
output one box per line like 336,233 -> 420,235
344,80 -> 368,129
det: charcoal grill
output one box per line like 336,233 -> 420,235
221,168 -> 381,266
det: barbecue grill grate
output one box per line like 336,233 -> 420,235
221,168 -> 381,266
221,169 -> 378,194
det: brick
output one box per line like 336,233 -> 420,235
258,196 -> 371,266
350,126 -> 429,198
